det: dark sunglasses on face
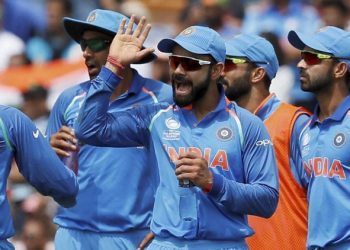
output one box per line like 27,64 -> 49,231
300,51 -> 333,65
300,50 -> 350,66
80,38 -> 111,52
224,57 -> 268,72
169,55 -> 212,71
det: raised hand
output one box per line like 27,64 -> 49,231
108,15 -> 154,67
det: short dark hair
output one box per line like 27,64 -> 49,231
22,85 -> 48,101
319,0 -> 348,16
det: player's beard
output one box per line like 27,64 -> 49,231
300,67 -> 333,93
171,69 -> 212,107
222,70 -> 252,101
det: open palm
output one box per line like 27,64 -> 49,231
108,15 -> 153,66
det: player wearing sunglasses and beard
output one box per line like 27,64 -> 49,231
221,34 -> 310,250
287,26 -> 350,250
75,16 -> 279,250
46,9 -> 172,250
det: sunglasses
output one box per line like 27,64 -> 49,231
224,57 -> 268,72
169,55 -> 212,71
300,51 -> 334,65
80,38 -> 111,53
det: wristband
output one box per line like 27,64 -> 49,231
107,56 -> 125,70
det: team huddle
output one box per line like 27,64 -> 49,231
1,8 -> 350,250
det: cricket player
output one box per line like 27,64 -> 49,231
0,105 -> 78,250
46,10 -> 172,249
288,26 -> 350,249
75,16 -> 279,249
222,34 -> 310,249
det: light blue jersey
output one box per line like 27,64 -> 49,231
46,70 -> 172,239
0,105 -> 78,244
76,67 -> 279,244
299,96 -> 350,248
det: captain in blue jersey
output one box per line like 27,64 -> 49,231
76,16 -> 279,249
0,106 -> 78,250
288,26 -> 350,249
46,10 -> 172,250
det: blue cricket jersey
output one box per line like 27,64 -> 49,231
255,94 -> 310,188
75,67 -> 279,241
46,69 -> 172,232
0,105 -> 78,240
299,96 -> 350,248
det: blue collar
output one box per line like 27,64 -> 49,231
310,95 -> 350,126
254,93 -> 281,121
126,69 -> 146,95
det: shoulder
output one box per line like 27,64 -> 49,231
53,81 -> 90,107
234,103 -> 265,126
138,74 -> 173,102
0,105 -> 33,131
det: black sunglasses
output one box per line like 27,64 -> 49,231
80,38 -> 111,53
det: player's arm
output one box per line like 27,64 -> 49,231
290,113 -> 311,189
207,116 -> 279,218
75,67 -> 159,148
6,108 -> 78,207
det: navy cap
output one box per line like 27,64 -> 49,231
288,26 -> 350,67
157,26 -> 226,63
63,9 -> 156,64
225,34 -> 279,80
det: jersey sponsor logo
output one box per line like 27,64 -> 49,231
256,139 -> 273,146
32,129 -> 40,139
216,127 -> 233,141
166,146 -> 229,171
165,118 -> 180,130
333,133 -> 346,147
303,157 -> 346,179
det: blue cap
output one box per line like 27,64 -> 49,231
63,9 -> 156,64
157,26 -> 226,63
225,34 -> 279,80
288,26 -> 350,67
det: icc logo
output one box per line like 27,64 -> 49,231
165,118 -> 180,130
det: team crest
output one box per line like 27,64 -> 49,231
181,27 -> 195,36
87,12 -> 96,22
217,127 -> 233,141
333,133 -> 346,147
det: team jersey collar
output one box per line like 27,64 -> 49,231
310,95 -> 350,125
126,69 -> 145,95
254,93 -> 281,120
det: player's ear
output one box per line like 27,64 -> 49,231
211,62 -> 224,80
251,67 -> 266,84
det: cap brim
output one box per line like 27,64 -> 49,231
158,38 -> 211,56
63,17 -> 116,43
288,30 -> 330,53
63,17 -> 156,64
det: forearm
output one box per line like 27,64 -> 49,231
208,173 -> 279,218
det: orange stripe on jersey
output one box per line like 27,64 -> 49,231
247,102 -> 310,250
